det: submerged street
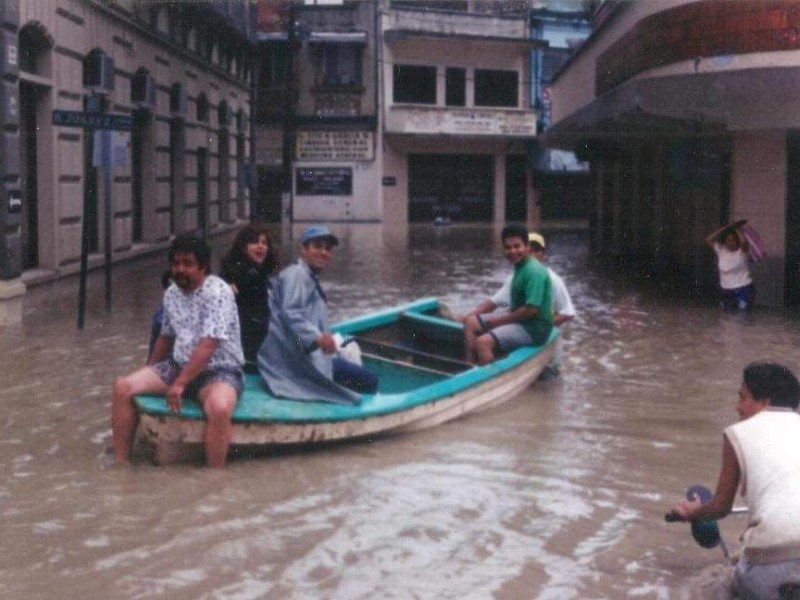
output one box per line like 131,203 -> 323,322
2,224 -> 799,598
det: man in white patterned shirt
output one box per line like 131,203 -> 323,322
111,234 -> 244,467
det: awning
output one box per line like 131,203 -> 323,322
541,66 -> 800,151
307,31 -> 367,45
256,32 -> 289,43
384,28 -> 546,48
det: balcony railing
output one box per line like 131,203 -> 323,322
384,8 -> 529,41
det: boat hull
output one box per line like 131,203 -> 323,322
135,298 -> 556,464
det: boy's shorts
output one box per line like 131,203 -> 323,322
488,323 -> 535,353
150,360 -> 244,397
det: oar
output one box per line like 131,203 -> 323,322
664,485 -> 730,559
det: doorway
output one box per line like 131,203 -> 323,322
408,154 -> 494,222
19,81 -> 42,268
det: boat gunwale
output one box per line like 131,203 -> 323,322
134,297 -> 559,425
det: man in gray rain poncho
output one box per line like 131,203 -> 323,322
258,226 -> 378,404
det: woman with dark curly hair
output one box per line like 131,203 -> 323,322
221,223 -> 279,372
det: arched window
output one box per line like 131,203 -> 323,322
131,67 -> 156,110
197,93 -> 209,123
170,82 -> 187,117
218,100 -> 229,129
19,21 -> 53,76
83,48 -> 114,92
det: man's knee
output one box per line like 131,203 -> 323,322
202,385 -> 237,421
476,334 -> 495,353
113,375 -> 134,400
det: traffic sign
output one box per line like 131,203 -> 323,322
52,109 -> 133,130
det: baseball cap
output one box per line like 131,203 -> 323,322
528,232 -> 546,249
300,225 -> 339,246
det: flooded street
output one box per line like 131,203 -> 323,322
1,223 -> 799,599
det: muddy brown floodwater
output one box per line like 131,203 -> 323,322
1,223 -> 798,599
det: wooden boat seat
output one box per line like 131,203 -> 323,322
398,311 -> 463,342
353,336 -> 473,375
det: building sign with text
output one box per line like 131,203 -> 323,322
296,131 -> 374,161
390,108 -> 537,137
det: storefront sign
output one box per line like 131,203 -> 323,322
296,167 -> 352,196
395,108 -> 537,137
296,131 -> 374,161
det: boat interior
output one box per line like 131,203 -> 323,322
353,308 -> 473,379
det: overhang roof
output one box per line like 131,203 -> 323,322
541,66 -> 800,150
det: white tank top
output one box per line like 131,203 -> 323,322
725,409 -> 800,564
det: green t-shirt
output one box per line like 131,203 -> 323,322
510,256 -> 553,344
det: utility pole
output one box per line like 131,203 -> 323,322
281,1 -> 297,222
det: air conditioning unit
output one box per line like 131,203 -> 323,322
132,72 -> 157,110
170,83 -> 187,118
84,51 -> 115,94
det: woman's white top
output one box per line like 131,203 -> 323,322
714,243 -> 752,289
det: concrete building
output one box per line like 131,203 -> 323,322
542,0 -> 800,308
253,0 -> 379,223
529,4 -> 591,220
0,0 -> 256,324
380,1 -> 541,224
253,0 -> 541,226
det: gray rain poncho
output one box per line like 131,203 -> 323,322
257,259 -> 361,405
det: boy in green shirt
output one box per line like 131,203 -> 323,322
461,224 -> 553,365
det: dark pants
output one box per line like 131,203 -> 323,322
333,358 -> 379,394
721,283 -> 755,311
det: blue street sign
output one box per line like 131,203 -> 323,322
52,109 -> 133,131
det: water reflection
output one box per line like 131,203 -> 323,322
1,223 -> 798,598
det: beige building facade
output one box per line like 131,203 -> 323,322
1,0 -> 254,324
379,5 -> 540,225
543,0 -> 800,307
252,1 -> 540,227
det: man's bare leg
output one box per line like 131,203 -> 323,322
475,333 -> 497,365
112,367 -> 168,463
463,314 -> 484,363
199,381 -> 238,468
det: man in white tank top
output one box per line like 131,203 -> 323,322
670,362 -> 800,599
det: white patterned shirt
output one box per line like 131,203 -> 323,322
160,274 -> 244,369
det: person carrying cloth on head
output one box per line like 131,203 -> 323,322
705,220 -> 754,311
258,225 -> 378,404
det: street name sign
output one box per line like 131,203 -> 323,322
52,110 -> 133,131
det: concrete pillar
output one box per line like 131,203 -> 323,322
731,131 -> 787,306
494,150 -> 506,224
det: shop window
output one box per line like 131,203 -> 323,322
445,67 -> 465,107
393,64 -> 436,104
474,69 -> 518,107
317,45 -> 362,87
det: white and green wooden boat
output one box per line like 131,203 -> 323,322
135,298 -> 558,464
